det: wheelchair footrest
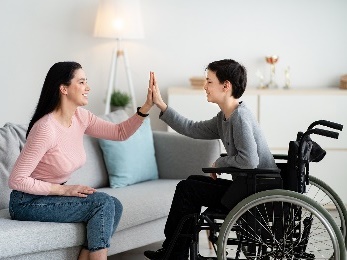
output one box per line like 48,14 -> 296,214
197,255 -> 217,260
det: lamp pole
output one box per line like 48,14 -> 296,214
104,39 -> 137,114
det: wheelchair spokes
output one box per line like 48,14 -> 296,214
304,175 -> 347,247
217,190 -> 344,260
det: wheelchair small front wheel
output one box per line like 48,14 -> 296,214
217,189 -> 345,260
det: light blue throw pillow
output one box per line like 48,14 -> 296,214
98,118 -> 158,188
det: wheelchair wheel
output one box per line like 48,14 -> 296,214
305,175 -> 347,248
217,189 -> 345,260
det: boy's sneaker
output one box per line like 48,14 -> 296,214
144,248 -> 166,259
144,247 -> 188,260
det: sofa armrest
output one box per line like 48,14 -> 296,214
152,131 -> 221,179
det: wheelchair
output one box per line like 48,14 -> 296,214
163,120 -> 346,260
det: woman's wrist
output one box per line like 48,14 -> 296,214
50,184 -> 65,196
139,103 -> 151,115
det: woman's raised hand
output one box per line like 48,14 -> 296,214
136,72 -> 155,117
144,71 -> 154,107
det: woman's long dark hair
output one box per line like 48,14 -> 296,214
26,61 -> 82,138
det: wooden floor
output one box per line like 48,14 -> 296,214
108,232 -> 215,259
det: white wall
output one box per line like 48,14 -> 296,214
1,0 -> 347,130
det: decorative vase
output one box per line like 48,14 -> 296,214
265,55 -> 279,89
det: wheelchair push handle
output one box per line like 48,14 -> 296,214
309,128 -> 339,139
308,120 -> 343,131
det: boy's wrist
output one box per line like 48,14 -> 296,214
158,102 -> 167,112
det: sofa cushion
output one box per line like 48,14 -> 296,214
98,179 -> 179,231
0,208 -> 85,259
0,179 -> 179,258
153,131 -> 221,179
99,118 -> 158,188
0,123 -> 27,210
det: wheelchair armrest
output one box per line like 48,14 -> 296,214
203,166 -> 283,210
273,154 -> 288,160
221,153 -> 288,161
202,166 -> 281,177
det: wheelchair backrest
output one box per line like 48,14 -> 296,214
277,120 -> 342,194
280,134 -> 326,194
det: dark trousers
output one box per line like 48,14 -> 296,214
162,175 -> 232,255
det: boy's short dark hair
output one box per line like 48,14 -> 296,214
206,59 -> 247,99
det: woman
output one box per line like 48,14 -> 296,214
145,59 -> 277,259
8,61 -> 153,260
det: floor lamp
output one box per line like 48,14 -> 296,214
105,39 -> 137,114
94,0 -> 144,114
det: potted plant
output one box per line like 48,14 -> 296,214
110,90 -> 131,111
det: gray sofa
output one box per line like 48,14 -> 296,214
0,110 -> 220,260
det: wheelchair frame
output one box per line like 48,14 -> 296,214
163,120 -> 345,260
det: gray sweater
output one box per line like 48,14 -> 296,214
160,102 -> 277,169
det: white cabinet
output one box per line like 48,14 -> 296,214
259,90 -> 347,150
168,87 -> 347,203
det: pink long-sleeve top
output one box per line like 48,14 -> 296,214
8,107 -> 143,195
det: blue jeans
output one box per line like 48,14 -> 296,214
9,190 -> 123,252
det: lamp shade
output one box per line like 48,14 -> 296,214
94,0 -> 144,40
